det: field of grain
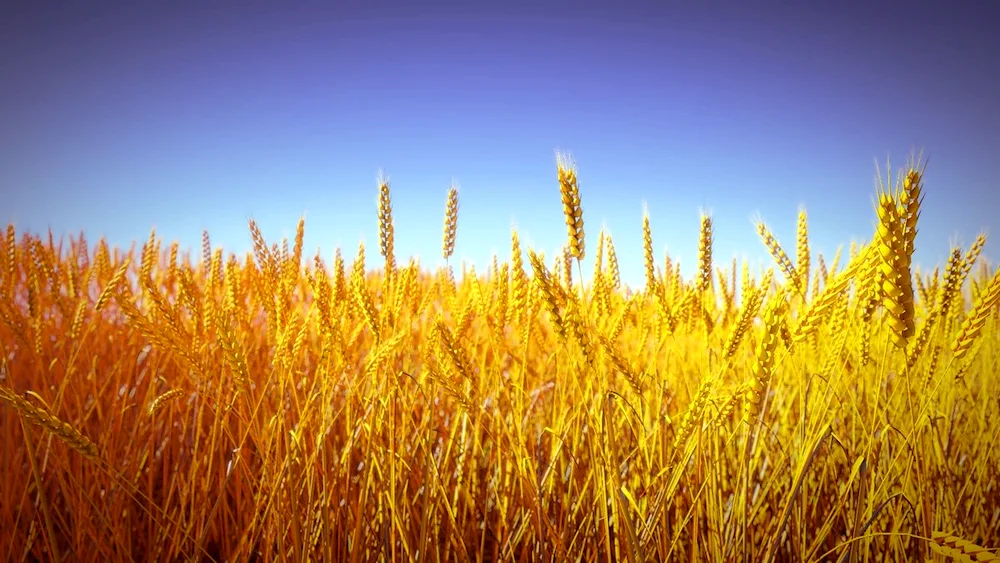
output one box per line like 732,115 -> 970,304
1,155 -> 998,562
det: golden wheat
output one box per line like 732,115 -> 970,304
875,189 -> 916,347
442,184 -> 459,261
697,213 -> 713,293
0,386 -> 99,459
0,153 -> 997,562
557,153 -> 585,262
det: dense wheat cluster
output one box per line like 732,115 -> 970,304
1,155 -> 998,562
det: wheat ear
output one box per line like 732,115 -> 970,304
442,184 -> 459,261
697,213 -> 713,293
0,386 -> 99,460
642,205 -> 656,293
377,172 -> 395,274
557,152 -> 585,261
875,190 -> 915,347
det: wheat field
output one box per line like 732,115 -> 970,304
0,155 -> 998,562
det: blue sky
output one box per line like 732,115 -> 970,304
2,1 -> 997,289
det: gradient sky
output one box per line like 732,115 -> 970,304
2,1 -> 998,288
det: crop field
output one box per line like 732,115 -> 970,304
0,156 -> 998,562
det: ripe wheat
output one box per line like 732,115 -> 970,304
0,154 -> 996,562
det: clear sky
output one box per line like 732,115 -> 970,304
2,1 -> 998,289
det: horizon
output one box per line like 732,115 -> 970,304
3,1 -> 998,288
